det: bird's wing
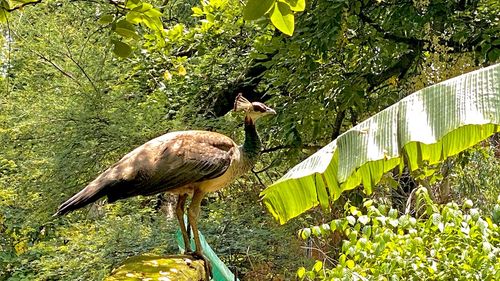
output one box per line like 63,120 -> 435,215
156,132 -> 235,184
111,131 -> 237,197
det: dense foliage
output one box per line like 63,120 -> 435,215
298,188 -> 500,280
0,0 -> 499,280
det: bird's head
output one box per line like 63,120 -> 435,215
234,93 -> 276,124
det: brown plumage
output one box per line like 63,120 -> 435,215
54,94 -> 275,275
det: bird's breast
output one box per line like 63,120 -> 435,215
197,149 -> 245,193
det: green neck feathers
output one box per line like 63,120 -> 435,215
242,117 -> 261,164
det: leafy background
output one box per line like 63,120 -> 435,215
0,0 -> 499,280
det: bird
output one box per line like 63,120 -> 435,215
54,93 -> 275,279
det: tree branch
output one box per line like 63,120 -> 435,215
37,53 -> 82,87
364,50 -> 419,91
358,12 -> 424,46
252,158 -> 279,174
261,144 -> 323,154
63,45 -> 100,94
359,9 -> 482,53
331,109 -> 346,140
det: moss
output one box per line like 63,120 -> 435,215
105,254 -> 206,281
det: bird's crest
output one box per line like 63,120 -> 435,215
234,93 -> 252,112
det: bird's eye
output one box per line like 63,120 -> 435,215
252,103 -> 267,113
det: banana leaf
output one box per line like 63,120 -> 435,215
261,63 -> 500,224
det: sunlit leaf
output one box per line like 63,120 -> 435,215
297,267 -> 306,278
261,64 -> 500,224
125,0 -> 140,9
300,227 -> 311,240
243,0 -> 275,20
311,225 -> 321,236
145,8 -> 163,18
144,15 -> 163,31
0,0 -> 8,23
346,215 -> 356,226
269,2 -> 294,36
0,9 -> 7,23
177,65 -> 187,76
358,215 -> 370,225
125,11 -> 143,24
313,260 -> 322,272
463,199 -> 474,209
163,70 -> 172,80
192,6 -> 203,16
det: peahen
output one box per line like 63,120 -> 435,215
54,94 -> 275,279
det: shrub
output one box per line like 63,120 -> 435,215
297,188 -> 500,280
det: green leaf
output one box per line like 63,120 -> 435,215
330,220 -> 338,231
112,40 -> 132,58
192,6 -> 203,16
463,199 -> 474,209
243,0 -> 275,20
339,254 -> 347,265
261,63 -> 500,224
349,206 -> 359,216
125,5 -> 162,30
145,8 -> 162,18
363,199 -> 373,208
0,9 -> 6,23
285,0 -> 305,12
300,228 -> 311,240
312,226 -> 321,236
0,0 -> 8,23
144,15 -> 163,31
388,208 -> 398,218
362,225 -> 372,238
206,13 -> 215,23
126,11 -> 143,24
493,204 -> 500,224
297,267 -> 306,279
388,218 -> 399,228
98,14 -> 114,25
346,259 -> 355,269
269,2 -> 294,36
320,223 -> 330,234
114,20 -> 140,39
346,215 -> 356,226
358,215 -> 370,225
313,260 -> 322,272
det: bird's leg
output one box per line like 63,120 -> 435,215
188,190 -> 204,256
175,194 -> 191,253
188,190 -> 212,280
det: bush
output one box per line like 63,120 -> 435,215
297,188 -> 500,280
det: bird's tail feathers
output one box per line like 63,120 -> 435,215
54,180 -> 111,216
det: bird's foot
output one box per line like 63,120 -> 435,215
187,251 -> 212,281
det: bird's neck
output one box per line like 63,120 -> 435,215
242,116 -> 261,165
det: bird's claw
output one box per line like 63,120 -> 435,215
188,252 -> 212,280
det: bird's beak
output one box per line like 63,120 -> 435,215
266,108 -> 277,115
